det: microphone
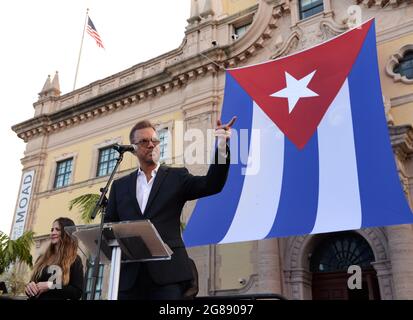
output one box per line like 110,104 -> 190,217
112,143 -> 137,153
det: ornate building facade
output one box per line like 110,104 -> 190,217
11,0 -> 413,299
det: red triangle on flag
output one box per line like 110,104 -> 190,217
228,20 -> 373,149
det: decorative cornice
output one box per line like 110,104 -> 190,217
20,152 -> 48,166
270,31 -> 301,60
390,91 -> 413,108
33,234 -> 50,247
34,234 -> 49,242
319,19 -> 349,37
356,0 -> 411,8
13,65 -> 211,142
389,124 -> 413,160
186,4 -> 259,32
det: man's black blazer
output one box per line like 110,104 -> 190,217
105,150 -> 230,291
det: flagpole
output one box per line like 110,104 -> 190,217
73,8 -> 89,91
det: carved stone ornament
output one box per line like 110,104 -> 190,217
386,44 -> 413,84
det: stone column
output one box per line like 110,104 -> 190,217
371,260 -> 395,300
257,238 -> 282,294
386,225 -> 413,299
186,245 -> 211,297
284,268 -> 312,300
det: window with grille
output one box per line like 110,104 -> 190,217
234,23 -> 251,38
394,51 -> 413,80
158,128 -> 169,162
97,146 -> 119,177
299,0 -> 324,20
54,158 -> 73,189
310,232 -> 375,273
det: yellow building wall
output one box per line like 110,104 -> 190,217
377,33 -> 413,127
217,242 -> 254,289
33,184 -> 106,236
39,127 -> 134,193
390,101 -> 413,127
221,0 -> 257,16
33,112 -> 184,236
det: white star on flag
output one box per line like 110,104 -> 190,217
270,70 -> 319,113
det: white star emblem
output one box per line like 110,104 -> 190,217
270,70 -> 319,113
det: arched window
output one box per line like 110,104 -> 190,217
393,51 -> 413,80
310,232 -> 375,273
299,0 -> 324,20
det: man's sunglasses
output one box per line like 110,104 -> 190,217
135,138 -> 161,147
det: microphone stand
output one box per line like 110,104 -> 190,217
89,151 -> 124,300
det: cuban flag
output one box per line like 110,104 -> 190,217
183,20 -> 413,247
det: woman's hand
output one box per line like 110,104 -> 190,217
25,281 -> 39,297
36,281 -> 51,295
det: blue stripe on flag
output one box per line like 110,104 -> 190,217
348,22 -> 413,227
267,133 -> 319,237
183,72 -> 254,247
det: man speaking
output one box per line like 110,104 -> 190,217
105,117 -> 236,299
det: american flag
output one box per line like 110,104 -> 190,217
86,16 -> 104,49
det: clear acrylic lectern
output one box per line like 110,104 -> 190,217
66,220 -> 172,300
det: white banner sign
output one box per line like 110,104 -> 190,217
11,170 -> 35,240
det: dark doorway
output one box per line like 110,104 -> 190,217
310,232 -> 380,300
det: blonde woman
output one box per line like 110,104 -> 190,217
25,217 -> 84,300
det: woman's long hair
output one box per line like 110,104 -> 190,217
31,217 -> 78,286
